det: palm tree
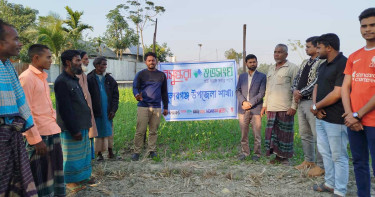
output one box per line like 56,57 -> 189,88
63,6 -> 93,48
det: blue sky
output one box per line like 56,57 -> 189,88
8,0 -> 375,65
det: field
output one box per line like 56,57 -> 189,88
63,88 -> 362,197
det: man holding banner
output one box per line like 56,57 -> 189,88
132,52 -> 169,161
236,54 -> 266,161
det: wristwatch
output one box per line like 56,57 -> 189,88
312,104 -> 317,111
353,112 -> 361,121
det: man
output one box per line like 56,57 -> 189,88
0,19 -> 38,197
261,44 -> 298,165
342,8 -> 375,197
235,54 -> 266,161
132,52 -> 168,161
310,33 -> 348,197
77,50 -> 98,160
292,37 -> 325,177
87,56 -> 119,161
20,44 -> 65,196
55,50 -> 93,192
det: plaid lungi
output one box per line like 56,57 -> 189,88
0,124 -> 38,197
265,111 -> 295,158
26,133 -> 66,197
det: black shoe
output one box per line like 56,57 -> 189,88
131,153 -> 140,161
97,154 -> 104,161
238,154 -> 246,161
251,155 -> 260,161
149,151 -> 158,159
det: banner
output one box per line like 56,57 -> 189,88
159,60 -> 237,121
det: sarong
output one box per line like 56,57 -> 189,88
61,129 -> 92,183
0,124 -> 38,197
90,138 -> 95,159
265,111 -> 295,158
26,133 -> 66,197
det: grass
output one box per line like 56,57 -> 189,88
51,88 -> 309,164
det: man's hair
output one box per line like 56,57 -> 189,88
144,52 -> 157,61
93,56 -> 107,66
245,54 -> 257,62
61,50 -> 80,68
359,8 -> 375,22
317,33 -> 340,51
28,44 -> 49,59
306,36 -> 319,47
0,19 -> 13,41
77,50 -> 87,59
275,44 -> 288,53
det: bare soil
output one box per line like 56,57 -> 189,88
68,155 -> 364,197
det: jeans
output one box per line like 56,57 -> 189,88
348,126 -> 375,197
297,100 -> 323,167
316,119 -> 349,196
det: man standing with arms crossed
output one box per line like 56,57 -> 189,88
20,44 -> 65,197
342,8 -> 375,197
132,52 -> 168,161
292,36 -> 325,177
236,54 -> 266,161
311,33 -> 348,197
262,44 -> 298,165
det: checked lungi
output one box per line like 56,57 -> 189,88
26,133 -> 66,197
61,129 -> 92,183
0,124 -> 38,197
265,111 -> 295,158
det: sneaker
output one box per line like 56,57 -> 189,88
238,154 -> 246,161
131,153 -> 140,161
96,154 -> 104,161
308,166 -> 325,177
149,151 -> 158,159
251,155 -> 260,161
295,161 -> 315,170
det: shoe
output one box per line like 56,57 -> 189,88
131,153 -> 140,161
312,183 -> 333,193
97,154 -> 104,161
149,151 -> 158,159
295,161 -> 315,170
308,166 -> 325,177
251,155 -> 260,161
238,154 -> 246,161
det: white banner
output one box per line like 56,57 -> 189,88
159,60 -> 238,121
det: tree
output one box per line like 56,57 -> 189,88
104,5 -> 138,60
125,0 -> 165,60
224,48 -> 243,64
63,6 -> 93,49
287,39 -> 306,61
91,36 -> 105,56
144,42 -> 173,62
0,0 -> 39,62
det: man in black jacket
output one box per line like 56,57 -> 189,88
87,56 -> 119,161
55,50 -> 93,191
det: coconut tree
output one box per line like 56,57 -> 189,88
63,6 -> 93,48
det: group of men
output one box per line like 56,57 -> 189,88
0,19 -> 121,196
237,8 -> 375,197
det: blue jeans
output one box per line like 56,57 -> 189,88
316,119 -> 349,196
348,126 -> 375,197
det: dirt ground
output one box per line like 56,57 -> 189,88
67,155 -> 368,197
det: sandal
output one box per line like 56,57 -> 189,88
66,183 -> 86,194
312,183 -> 334,193
81,178 -> 96,185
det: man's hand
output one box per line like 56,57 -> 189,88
163,109 -> 168,116
73,132 -> 82,141
342,112 -> 359,127
135,92 -> 143,101
242,101 -> 252,110
108,112 -> 116,120
34,141 -> 47,156
310,104 -> 318,115
316,109 -> 326,119
350,122 -> 364,131
293,90 -> 302,103
286,108 -> 296,116
261,107 -> 267,118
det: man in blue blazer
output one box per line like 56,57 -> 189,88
236,54 -> 267,161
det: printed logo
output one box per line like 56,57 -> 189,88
353,59 -> 361,64
370,56 -> 375,67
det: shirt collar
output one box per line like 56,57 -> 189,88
29,65 -> 48,79
327,52 -> 343,65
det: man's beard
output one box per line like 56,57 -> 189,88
71,65 -> 83,75
81,65 -> 88,72
248,67 -> 256,71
